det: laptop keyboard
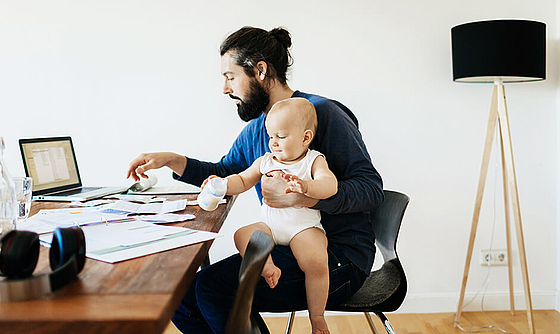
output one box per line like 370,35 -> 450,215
55,187 -> 103,196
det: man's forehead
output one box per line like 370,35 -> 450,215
221,53 -> 239,75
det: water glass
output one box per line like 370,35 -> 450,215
13,177 -> 33,225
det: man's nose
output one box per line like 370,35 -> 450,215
223,81 -> 232,95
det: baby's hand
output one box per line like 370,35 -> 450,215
282,174 -> 308,194
201,175 -> 220,191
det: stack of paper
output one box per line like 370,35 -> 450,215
18,200 -> 219,264
19,207 -> 134,234
38,221 -> 218,263
100,199 -> 188,215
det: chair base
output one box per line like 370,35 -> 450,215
375,312 -> 396,334
285,311 -> 397,334
364,312 -> 379,334
285,311 -> 294,334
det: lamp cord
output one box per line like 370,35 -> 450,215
453,123 -> 509,334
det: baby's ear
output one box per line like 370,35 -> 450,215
303,129 -> 314,145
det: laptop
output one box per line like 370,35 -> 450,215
19,136 -> 127,202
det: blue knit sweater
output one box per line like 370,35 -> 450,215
174,90 -> 384,273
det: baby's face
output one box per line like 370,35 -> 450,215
265,110 -> 308,163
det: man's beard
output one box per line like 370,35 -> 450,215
231,79 -> 270,122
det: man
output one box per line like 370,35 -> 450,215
127,26 -> 384,334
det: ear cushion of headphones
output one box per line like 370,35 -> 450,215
0,230 -> 40,279
49,227 -> 86,273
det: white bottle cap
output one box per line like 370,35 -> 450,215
209,177 -> 227,195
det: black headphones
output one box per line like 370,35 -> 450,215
0,226 -> 86,302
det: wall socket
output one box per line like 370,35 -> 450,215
479,249 -> 508,266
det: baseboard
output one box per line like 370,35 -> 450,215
392,291 -> 557,314
261,291 -> 558,317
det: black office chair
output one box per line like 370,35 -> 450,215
226,230 -> 274,334
285,190 -> 410,334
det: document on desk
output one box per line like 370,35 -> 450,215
18,207 -> 134,234
38,220 -> 219,263
19,200 -> 191,235
100,199 -> 188,215
137,213 -> 196,223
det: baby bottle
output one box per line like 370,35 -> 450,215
197,177 -> 227,211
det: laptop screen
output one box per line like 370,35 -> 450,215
19,137 -> 82,195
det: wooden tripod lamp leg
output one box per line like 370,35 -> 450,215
498,121 -> 516,315
455,86 -> 499,324
496,85 -> 535,333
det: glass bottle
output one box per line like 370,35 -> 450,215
0,137 -> 17,235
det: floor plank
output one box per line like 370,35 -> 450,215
263,310 -> 560,334
164,309 -> 560,333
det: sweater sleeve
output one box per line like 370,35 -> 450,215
173,126 -> 253,187
310,100 -> 384,214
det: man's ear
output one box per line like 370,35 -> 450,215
256,61 -> 267,80
303,129 -> 314,146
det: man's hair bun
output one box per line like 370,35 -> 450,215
269,28 -> 292,50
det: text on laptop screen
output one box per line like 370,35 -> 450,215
20,139 -> 80,192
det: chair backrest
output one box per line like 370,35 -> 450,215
372,190 -> 410,263
225,231 -> 274,334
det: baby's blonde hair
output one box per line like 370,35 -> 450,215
268,97 -> 317,136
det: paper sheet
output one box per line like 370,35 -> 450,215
137,213 -> 196,224
100,199 -> 187,215
39,220 -> 219,263
19,207 -> 134,234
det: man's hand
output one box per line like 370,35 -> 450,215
261,171 -> 319,208
126,152 -> 187,181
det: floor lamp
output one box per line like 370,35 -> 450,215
451,19 -> 546,334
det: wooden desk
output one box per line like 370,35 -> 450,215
0,194 -> 236,334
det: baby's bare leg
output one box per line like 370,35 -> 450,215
234,223 -> 281,288
290,228 -> 330,334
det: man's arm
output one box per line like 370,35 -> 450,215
127,152 -> 187,181
311,102 -> 384,214
126,134 -> 248,186
172,123 -> 259,187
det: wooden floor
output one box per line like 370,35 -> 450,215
164,309 -> 560,333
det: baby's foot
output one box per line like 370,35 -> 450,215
262,263 -> 281,288
310,315 -> 330,334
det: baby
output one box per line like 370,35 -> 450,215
202,97 -> 337,334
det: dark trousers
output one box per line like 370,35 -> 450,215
172,244 -> 368,334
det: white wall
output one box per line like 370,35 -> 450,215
1,0 -> 558,313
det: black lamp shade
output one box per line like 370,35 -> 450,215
451,20 -> 546,83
